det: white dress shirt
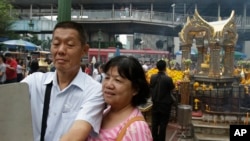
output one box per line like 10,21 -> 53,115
21,69 -> 105,141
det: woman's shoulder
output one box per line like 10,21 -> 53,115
122,108 -> 153,140
123,108 -> 148,127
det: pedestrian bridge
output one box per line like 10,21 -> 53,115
11,9 -> 250,36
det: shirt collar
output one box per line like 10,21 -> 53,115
42,69 -> 85,91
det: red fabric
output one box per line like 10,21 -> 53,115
85,67 -> 91,75
5,59 -> 17,80
192,110 -> 203,117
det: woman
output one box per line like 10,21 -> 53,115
88,55 -> 152,141
94,64 -> 105,83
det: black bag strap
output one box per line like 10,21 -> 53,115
40,82 -> 53,141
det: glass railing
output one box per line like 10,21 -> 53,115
11,19 -> 57,32
11,9 -> 250,32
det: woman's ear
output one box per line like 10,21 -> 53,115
132,88 -> 139,96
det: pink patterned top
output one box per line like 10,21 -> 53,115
88,107 -> 153,141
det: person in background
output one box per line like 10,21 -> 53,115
16,59 -> 25,82
94,63 -> 105,83
25,56 -> 31,75
47,59 -> 55,72
142,61 -> 149,72
4,53 -> 17,83
28,59 -> 39,75
149,60 -> 175,141
81,63 -> 86,72
21,21 -> 105,141
88,55 -> 153,141
84,63 -> 91,75
92,62 -> 100,80
0,54 -> 6,84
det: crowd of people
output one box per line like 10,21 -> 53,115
0,52 -> 49,84
1,21 -> 176,141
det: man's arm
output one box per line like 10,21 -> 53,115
60,120 -> 92,141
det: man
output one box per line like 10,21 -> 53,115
150,60 -> 175,141
21,21 -> 105,141
4,53 -> 17,83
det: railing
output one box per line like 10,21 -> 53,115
11,19 -> 57,32
11,9 -> 250,32
190,84 -> 250,113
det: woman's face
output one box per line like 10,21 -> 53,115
102,66 -> 136,108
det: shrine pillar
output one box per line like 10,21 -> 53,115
195,36 -> 205,74
208,42 -> 221,78
180,43 -> 192,71
223,43 -> 235,76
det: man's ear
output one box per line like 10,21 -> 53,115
82,44 -> 89,57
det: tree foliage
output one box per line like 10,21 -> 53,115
0,0 -> 16,38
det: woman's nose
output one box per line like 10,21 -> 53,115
104,79 -> 114,89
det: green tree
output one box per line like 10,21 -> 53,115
41,37 -> 52,51
0,0 -> 16,39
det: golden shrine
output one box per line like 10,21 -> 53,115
175,9 -> 250,141
179,9 -> 237,77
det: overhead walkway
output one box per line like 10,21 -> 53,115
11,9 -> 250,36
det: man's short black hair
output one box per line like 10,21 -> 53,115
4,53 -> 12,57
156,60 -> 167,71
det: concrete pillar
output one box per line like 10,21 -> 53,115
112,4 -> 115,18
80,5 -> 83,18
58,0 -> 71,22
217,4 -> 221,20
150,3 -> 153,19
243,3 -> 247,30
29,4 -> 33,19
130,3 -> 132,17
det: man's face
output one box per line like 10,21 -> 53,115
50,28 -> 89,73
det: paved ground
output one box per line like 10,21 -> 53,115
142,105 -> 194,141
166,122 -> 194,141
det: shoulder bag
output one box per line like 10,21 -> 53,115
116,116 -> 145,141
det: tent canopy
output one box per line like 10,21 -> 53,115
1,39 -> 38,51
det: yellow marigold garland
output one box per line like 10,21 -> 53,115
146,67 -> 184,85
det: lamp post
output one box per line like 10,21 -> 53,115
97,29 -> 102,62
171,3 -> 175,26
28,19 -> 34,31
